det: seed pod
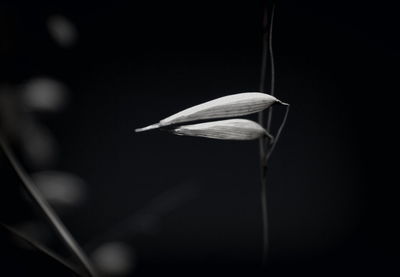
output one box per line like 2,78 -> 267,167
135,92 -> 285,132
160,92 -> 280,126
172,119 -> 270,141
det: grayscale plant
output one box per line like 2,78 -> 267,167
135,3 -> 288,267
135,90 -> 289,264
135,92 -> 287,141
0,2 -> 287,276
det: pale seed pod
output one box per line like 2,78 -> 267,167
160,92 -> 280,126
172,118 -> 270,141
135,92 -> 285,132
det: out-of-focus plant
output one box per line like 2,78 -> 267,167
1,82 -> 98,276
0,134 -> 98,277
91,241 -> 135,277
1,2 -> 286,275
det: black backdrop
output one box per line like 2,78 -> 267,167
1,0 -> 399,276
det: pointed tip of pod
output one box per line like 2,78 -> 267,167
276,99 -> 289,106
134,123 -> 160,133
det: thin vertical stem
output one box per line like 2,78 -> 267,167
258,4 -> 269,137
258,3 -> 271,266
266,5 -> 275,133
259,2 -> 276,266
0,134 -> 97,277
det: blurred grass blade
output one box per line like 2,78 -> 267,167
172,119 -> 271,140
0,134 -> 98,277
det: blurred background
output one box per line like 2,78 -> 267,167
0,0 -> 399,276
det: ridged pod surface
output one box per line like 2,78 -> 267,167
172,119 -> 267,140
160,92 -> 278,127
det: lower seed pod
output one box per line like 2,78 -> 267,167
172,119 -> 271,141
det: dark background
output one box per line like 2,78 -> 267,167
0,0 -> 398,276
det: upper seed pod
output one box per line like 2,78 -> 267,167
172,119 -> 270,141
135,92 -> 285,132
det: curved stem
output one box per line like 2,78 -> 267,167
0,134 -> 98,277
258,2 -> 275,266
258,3 -> 269,139
266,5 -> 276,133
266,103 -> 290,162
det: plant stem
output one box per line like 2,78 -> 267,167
258,2 -> 275,266
0,134 -> 97,277
258,4 -> 269,266
265,103 -> 289,162
266,5 -> 275,133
